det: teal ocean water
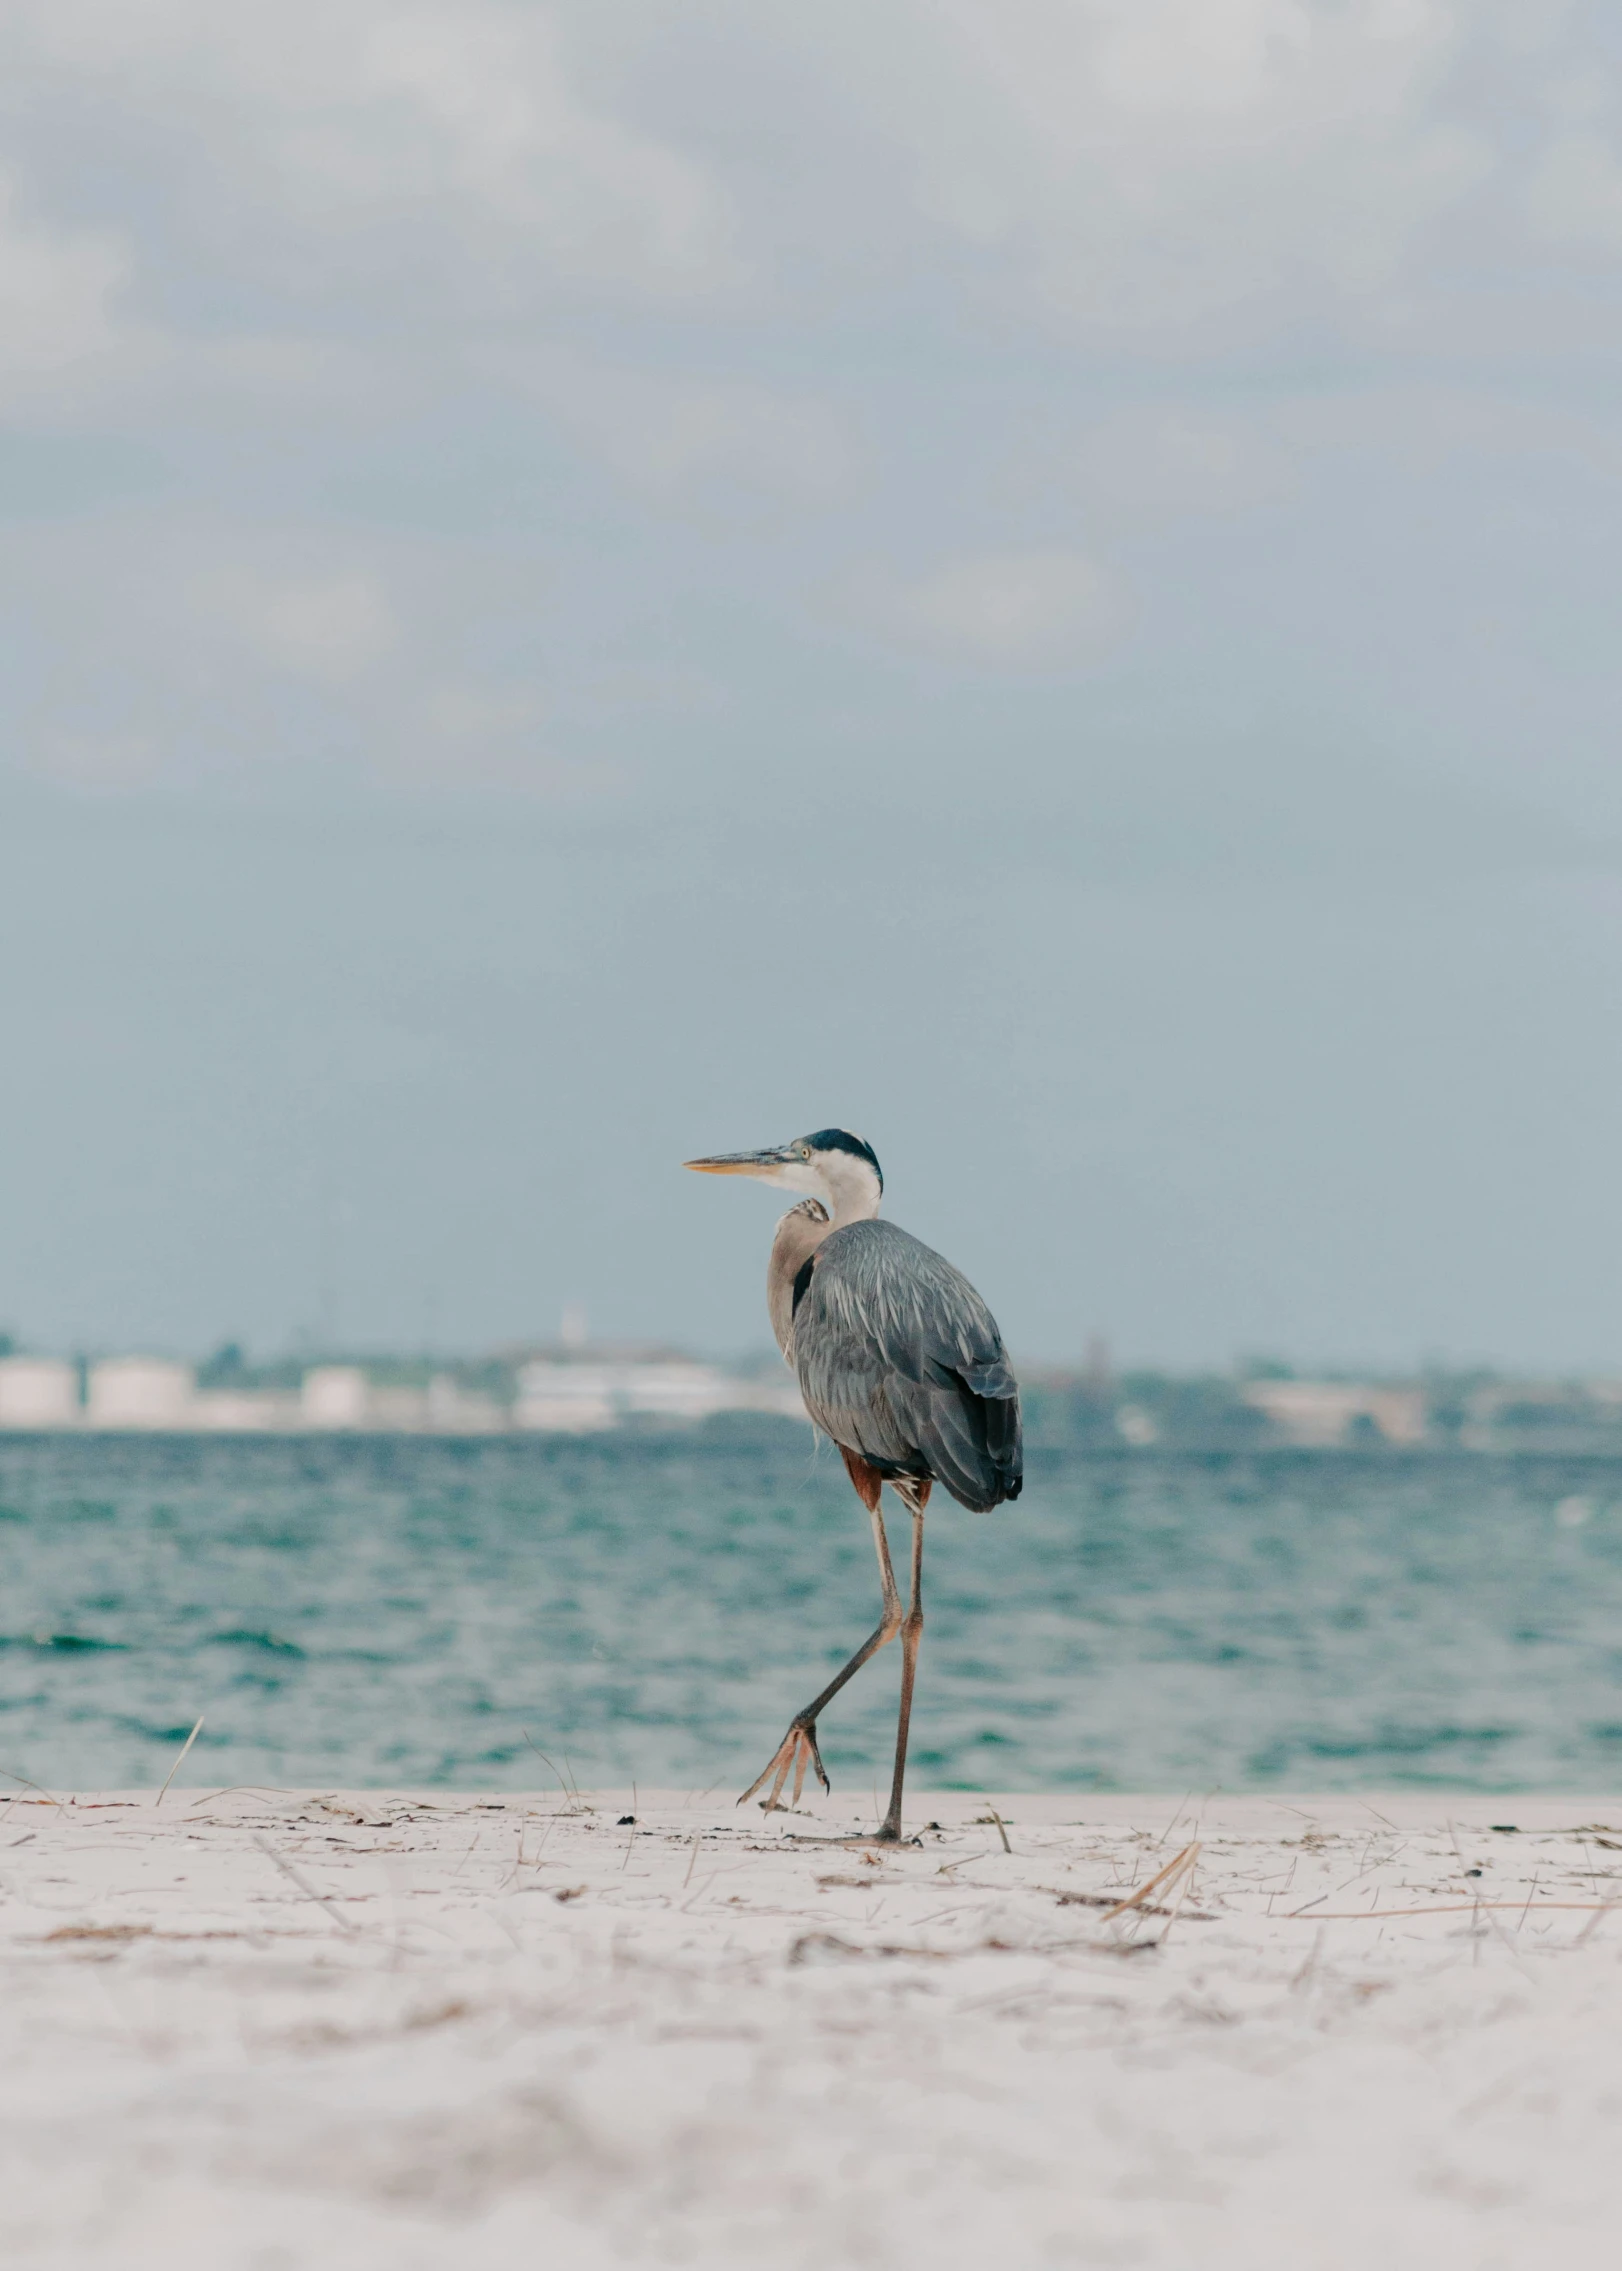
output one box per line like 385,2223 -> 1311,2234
2,1430 -> 1621,1795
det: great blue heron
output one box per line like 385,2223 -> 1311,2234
685,1128 -> 1022,1842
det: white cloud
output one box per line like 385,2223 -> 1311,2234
426,687 -> 548,740
614,0 -> 1499,351
1523,129 -> 1622,251
0,0 -> 1617,809
0,0 -> 1609,392
411,686 -> 627,799
503,353 -> 852,503
0,511 -> 615,798
865,548 -> 1123,667
862,0 -> 1492,328
208,569 -> 398,683
0,173 -> 127,397
0,0 -> 736,307
350,10 -> 730,290
38,729 -> 162,790
1056,408 -> 1283,525
259,572 -> 398,681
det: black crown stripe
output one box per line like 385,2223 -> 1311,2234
802,1128 -> 883,1192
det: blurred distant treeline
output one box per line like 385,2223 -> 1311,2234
1019,1367 -> 1622,1456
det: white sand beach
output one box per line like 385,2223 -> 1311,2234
3,1786 -> 1620,2269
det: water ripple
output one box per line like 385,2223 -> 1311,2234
0,1433 -> 1618,1792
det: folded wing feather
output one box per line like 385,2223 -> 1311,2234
792,1219 -> 1023,1513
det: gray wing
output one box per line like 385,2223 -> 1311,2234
792,1219 -> 1022,1513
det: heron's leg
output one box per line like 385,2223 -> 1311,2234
876,1496 -> 926,1843
738,1459 -> 903,1813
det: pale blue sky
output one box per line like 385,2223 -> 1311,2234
3,2 -> 1622,1367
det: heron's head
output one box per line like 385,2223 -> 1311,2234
684,1128 -> 883,1224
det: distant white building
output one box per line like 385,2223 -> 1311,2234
367,1386 -> 429,1431
514,1362 -> 630,1433
0,1349 -> 806,1433
0,1357 -> 79,1429
621,1362 -> 744,1421
86,1359 -> 196,1430
189,1390 -> 284,1431
737,1373 -> 810,1421
425,1375 -> 505,1433
300,1366 -> 370,1428
1242,1381 -> 1428,1447
514,1356 -> 804,1433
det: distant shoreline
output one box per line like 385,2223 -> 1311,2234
4,1425 -> 1622,1467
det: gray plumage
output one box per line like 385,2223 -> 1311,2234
684,1124 -> 1022,1840
773,1210 -> 1022,1513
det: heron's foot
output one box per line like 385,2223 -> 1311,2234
737,1719 -> 830,1812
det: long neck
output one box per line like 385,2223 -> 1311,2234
767,1201 -> 832,1360
818,1154 -> 882,1228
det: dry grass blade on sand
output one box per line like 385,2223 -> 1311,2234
250,1833 -> 363,1935
1100,1842 -> 1200,1924
1288,1899 -> 1622,1920
155,1717 -> 205,1806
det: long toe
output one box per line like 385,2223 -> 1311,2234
739,1724 -> 825,1812
791,1728 -> 822,1805
737,1729 -> 798,1809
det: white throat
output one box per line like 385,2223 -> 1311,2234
734,1147 -> 884,1227
811,1152 -> 882,1227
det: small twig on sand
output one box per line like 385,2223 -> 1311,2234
1047,1883 -> 1208,1919
987,1810 -> 1012,1855
1482,1902 -> 1540,1984
522,1733 -> 591,1813
185,1786 -> 296,1809
251,1833 -> 361,1936
1154,1792 -> 1196,1850
1576,1898 -> 1622,1946
155,1717 -> 205,1807
1283,1900 -> 1622,1920
1291,1925 -> 1327,1991
0,1766 -> 63,1815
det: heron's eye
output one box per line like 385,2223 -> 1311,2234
796,1143 -> 811,1160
